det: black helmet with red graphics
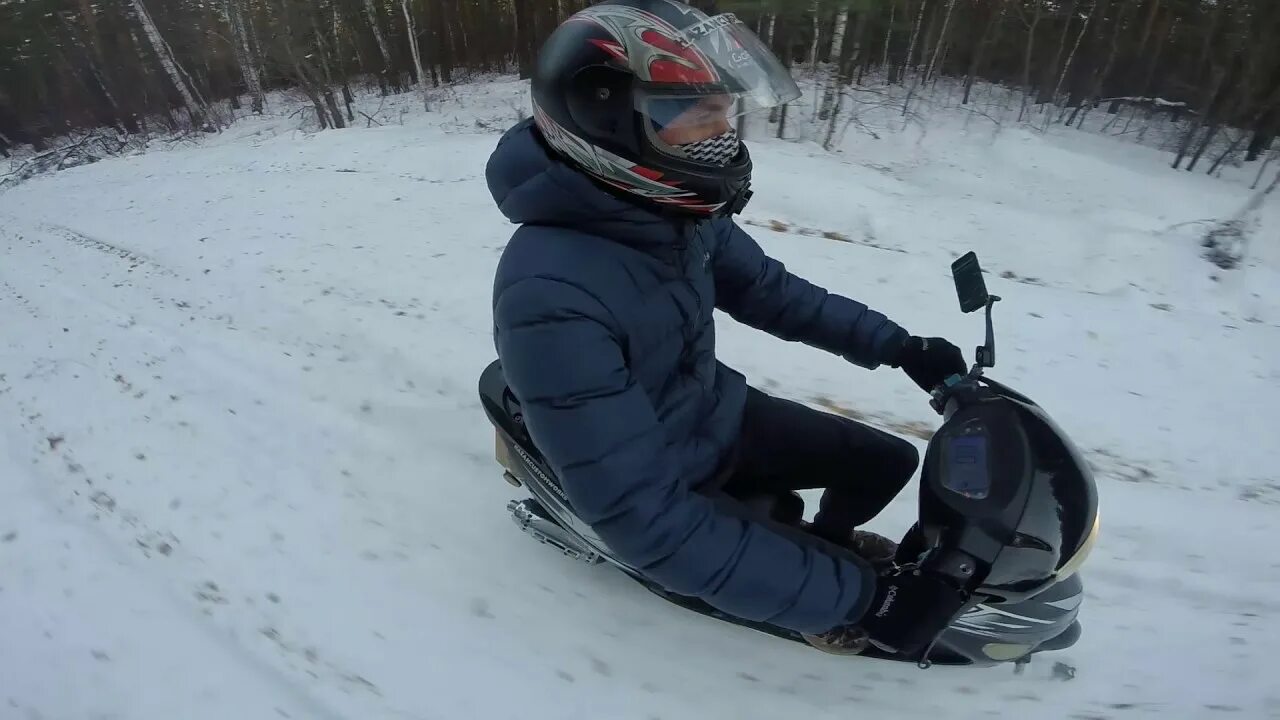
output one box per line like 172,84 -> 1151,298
530,0 -> 801,217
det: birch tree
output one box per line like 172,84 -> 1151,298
1045,0 -> 1095,125
131,0 -> 209,129
924,0 -> 957,84
363,0 -> 395,91
883,0 -> 895,81
904,0 -> 928,77
807,0 -> 822,71
402,0 -> 431,111
819,2 -> 849,120
1018,0 -> 1043,121
224,0 -> 265,113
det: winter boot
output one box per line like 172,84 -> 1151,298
808,523 -> 900,568
802,624 -> 870,656
848,530 -> 899,568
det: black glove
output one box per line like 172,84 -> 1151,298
856,569 -> 969,656
890,336 -> 967,393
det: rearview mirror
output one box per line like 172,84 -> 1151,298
951,251 -> 1001,370
951,252 -> 989,314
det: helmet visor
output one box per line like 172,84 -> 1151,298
634,12 -> 801,130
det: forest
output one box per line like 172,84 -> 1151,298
1,0 -> 1278,171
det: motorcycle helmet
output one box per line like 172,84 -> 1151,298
530,0 -> 802,216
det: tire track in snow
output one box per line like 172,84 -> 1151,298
29,217 -> 180,278
1,219 -> 393,715
0,438 -> 355,720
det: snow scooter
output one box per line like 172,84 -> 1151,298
478,251 -> 1099,668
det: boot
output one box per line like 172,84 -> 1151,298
807,523 -> 899,568
848,530 -> 899,568
802,624 -> 870,655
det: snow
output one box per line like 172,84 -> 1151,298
2,78 -> 1279,720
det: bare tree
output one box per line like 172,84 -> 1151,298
1252,147 -> 1278,190
1069,0 -> 1133,127
1045,0 -> 1095,127
807,0 -> 822,71
964,0 -> 1008,105
883,0 -> 895,80
1039,0 -> 1078,105
900,0 -> 931,114
362,0 -> 395,91
1018,0 -> 1044,122
824,6 -> 870,149
402,0 -> 431,111
1174,67 -> 1225,169
224,0 -> 265,113
924,0 -> 958,84
130,0 -> 209,129
904,0 -> 929,77
819,2 -> 850,121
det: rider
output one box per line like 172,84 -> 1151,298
485,0 -> 967,655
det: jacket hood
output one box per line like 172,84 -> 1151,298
485,119 -> 680,248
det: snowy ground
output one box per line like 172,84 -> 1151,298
2,78 -> 1279,720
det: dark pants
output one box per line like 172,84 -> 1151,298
717,387 -> 920,545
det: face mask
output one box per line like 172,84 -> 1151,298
675,129 -> 740,167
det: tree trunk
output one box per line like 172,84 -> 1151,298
309,17 -> 346,128
1252,148 -> 1277,190
904,0 -> 928,76
924,0 -> 957,84
823,9 -> 867,148
225,0 -> 265,113
246,7 -> 266,85
1135,0 -> 1160,55
1246,131 -> 1275,163
1206,131 -> 1246,176
433,0 -> 454,84
402,0 -> 431,110
819,3 -> 850,120
1019,0 -> 1042,121
1174,67 -> 1225,169
900,0 -> 930,114
774,17 -> 791,138
362,0 -> 395,90
1047,1 -> 1093,117
883,0 -> 895,82
130,0 -> 208,130
964,0 -> 1006,105
807,0 -> 822,71
1186,122 -> 1220,172
1137,12 -> 1173,104
292,56 -> 331,129
1193,1 -> 1225,91
1038,0 -> 1077,104
1072,0 -> 1131,128
514,0 -> 536,79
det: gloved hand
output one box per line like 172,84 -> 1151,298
857,569 -> 969,656
890,336 -> 968,393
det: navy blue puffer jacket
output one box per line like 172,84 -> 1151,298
486,119 -> 909,634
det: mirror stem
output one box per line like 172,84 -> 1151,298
977,295 -> 1001,368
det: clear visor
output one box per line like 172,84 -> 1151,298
634,13 -> 801,131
